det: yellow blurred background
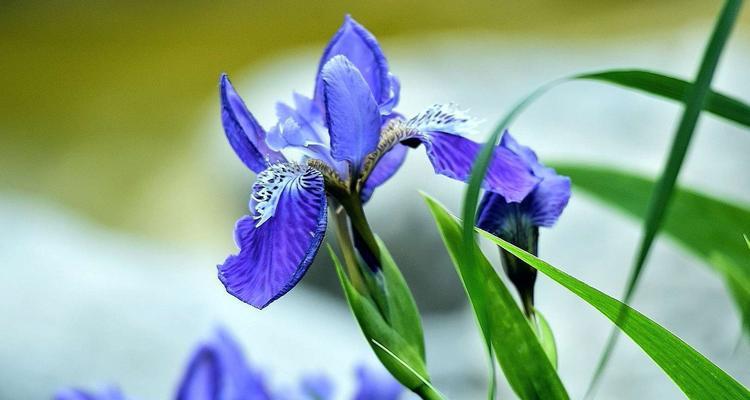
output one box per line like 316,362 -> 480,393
2,1 -> 744,245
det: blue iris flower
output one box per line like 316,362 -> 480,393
54,329 -> 402,400
217,15 -> 540,309
476,132 -> 571,315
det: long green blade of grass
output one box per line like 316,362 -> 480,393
426,197 -> 750,399
475,224 -> 750,400
554,164 -> 750,335
576,70 -> 750,128
425,193 -> 569,400
587,1 -> 743,394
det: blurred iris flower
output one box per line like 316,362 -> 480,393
55,329 -> 402,400
54,387 -> 127,400
217,15 -> 539,309
476,132 -> 571,315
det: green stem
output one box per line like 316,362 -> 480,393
340,194 -> 382,266
329,199 -> 367,295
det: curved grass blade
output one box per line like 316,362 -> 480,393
426,193 -> 569,400
554,164 -> 750,335
587,1 -> 743,394
474,224 -> 750,400
576,70 -> 750,128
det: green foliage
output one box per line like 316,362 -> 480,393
375,236 -> 426,360
577,70 -> 750,128
424,193 -> 569,400
534,309 -> 558,369
585,1 -> 744,391
556,164 -> 750,334
473,223 -> 750,400
329,244 -> 434,395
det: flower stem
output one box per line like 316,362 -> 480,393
340,195 -> 382,270
329,200 -> 367,295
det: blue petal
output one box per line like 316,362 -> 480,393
322,56 -> 382,172
419,131 -> 538,203
314,15 -> 393,108
379,74 -> 401,114
176,329 -> 273,400
300,374 -> 335,400
54,387 -> 126,400
218,163 -> 327,309
175,346 -> 221,400
352,365 -> 403,400
501,132 -> 571,226
220,74 -> 285,173
360,143 -> 407,202
477,133 -> 571,229
524,167 -> 571,227
274,100 -> 327,147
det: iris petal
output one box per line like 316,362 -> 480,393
218,163 -> 327,309
314,15 -> 392,108
322,56 -> 382,172
176,329 -> 273,400
476,132 -> 571,229
300,374 -> 335,400
419,131 -> 538,203
220,74 -> 285,173
175,346 -> 221,400
524,167 -> 571,227
54,387 -> 126,400
352,365 -> 403,400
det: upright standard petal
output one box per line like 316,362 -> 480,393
220,74 -> 285,173
176,329 -> 273,400
322,56 -> 382,172
352,365 -> 403,400
218,163 -> 327,309
314,15 -> 392,108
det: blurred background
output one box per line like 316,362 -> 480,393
1,1 -> 749,399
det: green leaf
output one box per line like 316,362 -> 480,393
424,193 -> 569,400
534,309 -> 558,369
328,245 -> 431,394
473,223 -> 750,400
580,1 -> 744,394
555,164 -> 750,338
371,340 -> 446,400
377,236 -> 426,360
710,253 -> 750,336
576,70 -> 750,128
